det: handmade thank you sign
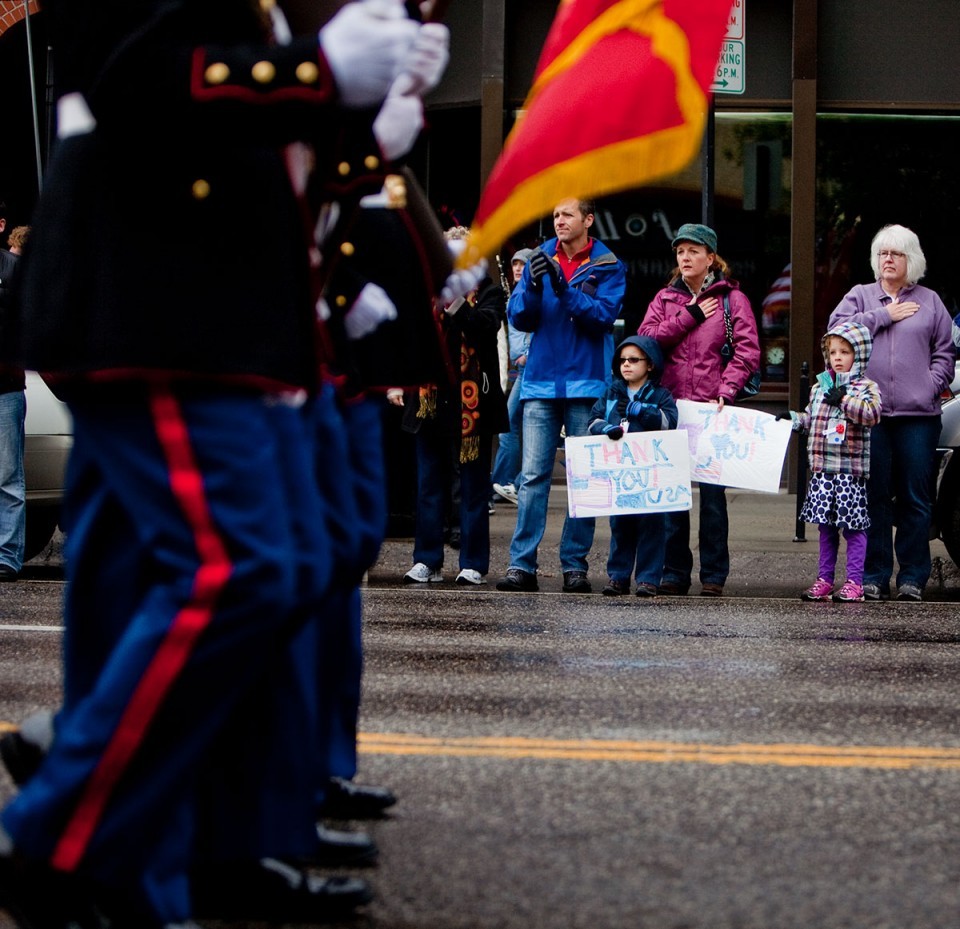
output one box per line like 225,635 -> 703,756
565,431 -> 693,518
676,400 -> 792,494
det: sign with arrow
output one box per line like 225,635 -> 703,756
711,1 -> 745,95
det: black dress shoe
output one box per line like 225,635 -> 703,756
0,730 -> 45,787
192,857 -> 372,922
0,709 -> 56,786
0,853 -> 105,928
309,823 -> 379,867
319,776 -> 397,820
0,564 -> 18,582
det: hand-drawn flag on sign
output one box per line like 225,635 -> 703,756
462,0 -> 733,265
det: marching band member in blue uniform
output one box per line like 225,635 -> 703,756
0,1 -> 423,926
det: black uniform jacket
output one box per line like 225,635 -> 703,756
6,0 -> 350,393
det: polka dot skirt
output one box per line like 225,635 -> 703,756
800,472 -> 870,530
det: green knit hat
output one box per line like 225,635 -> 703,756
671,223 -> 718,253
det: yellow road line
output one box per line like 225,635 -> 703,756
2,722 -> 956,771
358,733 -> 960,770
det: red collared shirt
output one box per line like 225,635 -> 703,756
555,239 -> 594,281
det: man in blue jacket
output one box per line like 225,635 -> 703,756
496,198 -> 626,593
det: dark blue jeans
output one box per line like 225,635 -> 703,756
864,414 -> 940,591
414,423 -> 492,575
607,512 -> 666,587
661,483 -> 729,588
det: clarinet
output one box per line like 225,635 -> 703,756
495,254 -> 511,302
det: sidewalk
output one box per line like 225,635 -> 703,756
368,488 -> 960,600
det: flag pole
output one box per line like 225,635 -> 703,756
23,0 -> 43,194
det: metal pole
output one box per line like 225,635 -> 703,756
23,0 -> 43,194
45,44 -> 55,168
700,95 -> 716,227
793,360 -> 810,542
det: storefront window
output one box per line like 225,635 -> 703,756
812,114 -> 960,342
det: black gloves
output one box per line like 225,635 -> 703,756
774,411 -> 792,421
590,421 -> 624,440
822,384 -> 847,406
528,251 -> 566,296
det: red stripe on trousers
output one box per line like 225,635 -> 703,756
52,386 -> 233,871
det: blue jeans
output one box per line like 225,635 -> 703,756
490,370 -> 524,488
413,423 -> 492,574
608,513 -> 665,587
864,414 -> 940,591
662,483 -> 729,588
508,398 -> 595,574
0,390 -> 26,572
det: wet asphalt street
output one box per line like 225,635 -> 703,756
0,491 -> 958,928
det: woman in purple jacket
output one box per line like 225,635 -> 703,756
829,224 -> 954,601
638,223 -> 760,597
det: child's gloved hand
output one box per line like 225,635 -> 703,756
602,424 -> 624,441
775,410 -> 802,430
626,399 -> 656,418
823,384 -> 847,406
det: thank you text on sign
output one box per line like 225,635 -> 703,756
676,401 -> 792,494
565,431 -> 693,518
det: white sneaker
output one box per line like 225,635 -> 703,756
455,568 -> 484,585
404,562 -> 443,584
492,482 -> 519,505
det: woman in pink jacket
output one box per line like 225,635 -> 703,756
638,223 -> 761,597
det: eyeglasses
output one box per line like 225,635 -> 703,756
619,356 -> 646,364
877,250 -> 905,260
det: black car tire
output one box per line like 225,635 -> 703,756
24,505 -> 60,563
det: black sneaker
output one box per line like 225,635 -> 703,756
562,571 -> 592,594
496,568 -> 538,592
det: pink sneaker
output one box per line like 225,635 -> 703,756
801,578 -> 833,601
833,580 -> 864,602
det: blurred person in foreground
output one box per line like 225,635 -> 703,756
0,1 -> 425,926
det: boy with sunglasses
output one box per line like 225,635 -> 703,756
587,335 -> 678,596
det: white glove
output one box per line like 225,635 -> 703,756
319,1 -> 418,109
345,283 -> 398,340
373,93 -> 424,161
441,260 -> 488,304
390,23 -> 450,97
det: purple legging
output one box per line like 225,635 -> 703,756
818,524 -> 868,584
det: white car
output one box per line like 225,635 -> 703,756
24,372 -> 72,561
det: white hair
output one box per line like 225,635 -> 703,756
869,224 -> 926,285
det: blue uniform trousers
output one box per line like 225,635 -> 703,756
2,386 -> 328,924
313,390 -> 387,791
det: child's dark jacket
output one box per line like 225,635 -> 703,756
588,335 -> 678,434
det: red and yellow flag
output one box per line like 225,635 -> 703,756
462,0 -> 733,264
